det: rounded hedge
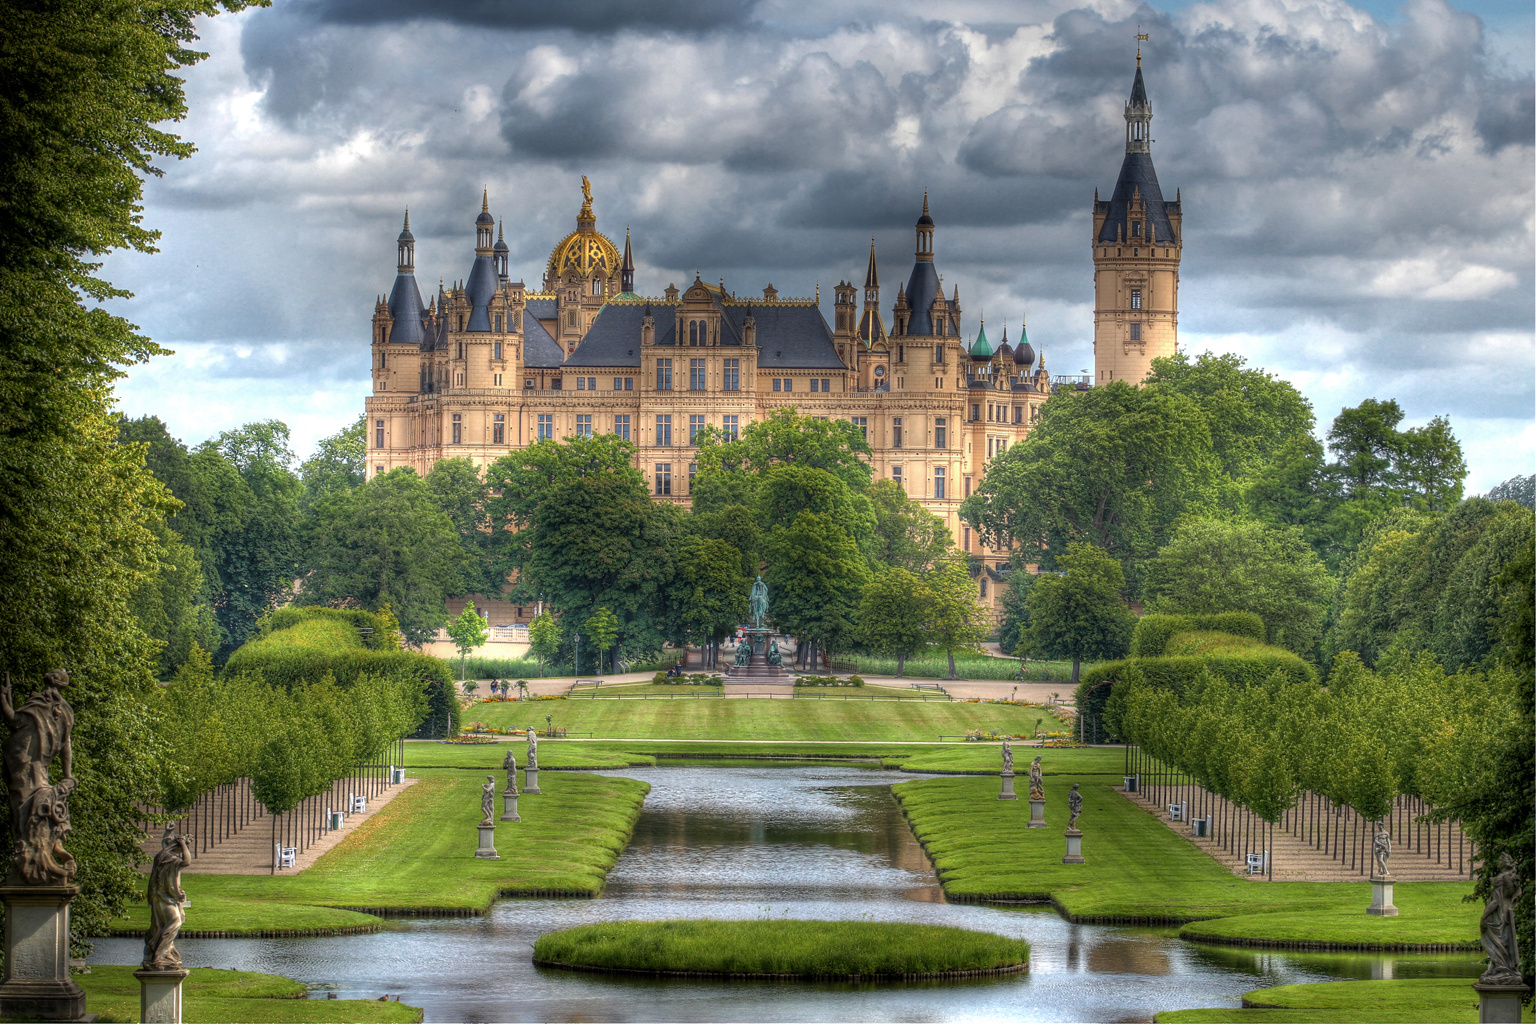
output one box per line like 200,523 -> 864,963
532,919 -> 1029,979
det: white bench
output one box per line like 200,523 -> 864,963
1246,852 -> 1267,875
350,795 -> 367,813
277,845 -> 297,869
1168,802 -> 1186,822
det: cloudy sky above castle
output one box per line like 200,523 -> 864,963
104,0 -> 1533,490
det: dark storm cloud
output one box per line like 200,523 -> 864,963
295,0 -> 754,34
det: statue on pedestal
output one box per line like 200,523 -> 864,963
1028,756 -> 1045,801
143,825 -> 191,969
0,671 -> 77,885
1479,852 -> 1524,986
734,643 -> 751,668
767,640 -> 782,667
502,750 -> 518,795
1372,827 -> 1391,878
1067,783 -> 1083,831
749,576 -> 769,630
480,777 -> 496,824
526,730 -> 538,772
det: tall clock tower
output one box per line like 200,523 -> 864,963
1092,50 -> 1181,385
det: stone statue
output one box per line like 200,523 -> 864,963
749,576 -> 769,629
734,643 -> 751,668
1028,756 -> 1044,801
1001,738 -> 1013,773
0,671 -> 78,885
1372,827 -> 1391,878
526,729 -> 538,772
1067,783 -> 1083,831
142,825 -> 191,969
1479,852 -> 1523,986
766,640 -> 782,667
481,776 -> 496,824
502,750 -> 518,795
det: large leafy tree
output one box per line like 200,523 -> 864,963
867,478 -> 952,572
1018,543 -> 1134,685
1145,517 -> 1335,657
921,557 -> 989,679
959,382 -> 1219,591
485,434 -> 641,529
695,407 -> 873,493
301,469 -> 466,645
854,568 -> 929,677
765,511 -> 871,669
662,537 -> 749,669
446,601 -> 489,682
757,464 -> 875,542
425,457 -> 499,596
299,415 -> 365,512
0,0 -> 257,943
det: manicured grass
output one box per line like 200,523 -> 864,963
103,769 -> 648,936
553,683 -> 953,700
892,773 -> 1479,941
831,653 -> 1068,680
106,896 -> 384,936
79,966 -> 421,1023
1180,907 -> 1481,949
406,742 -> 659,770
1155,978 -> 1534,1023
890,744 -> 1127,774
469,693 -> 1066,741
533,919 -> 1029,978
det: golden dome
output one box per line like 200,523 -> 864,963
545,177 -> 621,282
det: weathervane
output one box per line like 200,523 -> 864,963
1136,29 -> 1149,67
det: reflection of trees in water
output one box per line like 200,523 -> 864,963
1086,936 -> 1173,976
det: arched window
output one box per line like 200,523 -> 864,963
592,279 -> 602,296
689,321 -> 698,346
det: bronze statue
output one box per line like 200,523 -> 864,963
734,643 -> 751,668
1067,783 -> 1083,831
766,640 -> 782,667
1028,756 -> 1045,801
481,776 -> 496,824
749,576 -> 769,629
143,824 -> 191,969
1372,827 -> 1391,878
0,671 -> 78,885
501,750 -> 518,795
1479,852 -> 1523,986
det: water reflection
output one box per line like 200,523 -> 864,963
86,764 -> 1480,1023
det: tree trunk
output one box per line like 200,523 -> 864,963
270,814 -> 277,876
1071,657 -> 1081,685
947,649 -> 957,679
896,653 -> 905,678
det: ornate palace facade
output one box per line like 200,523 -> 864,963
363,62 -> 1179,620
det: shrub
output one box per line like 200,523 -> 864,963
1162,630 -> 1267,657
1129,612 -> 1265,657
793,675 -> 862,687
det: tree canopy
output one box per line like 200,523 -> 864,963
1017,543 -> 1135,683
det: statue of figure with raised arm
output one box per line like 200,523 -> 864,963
481,777 -> 496,824
749,576 -> 770,630
143,825 -> 191,969
1028,756 -> 1045,801
1372,827 -> 1391,878
0,670 -> 78,885
1479,852 -> 1523,985
526,729 -> 538,772
502,750 -> 518,795
1001,738 -> 1013,773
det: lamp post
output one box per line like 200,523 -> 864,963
573,632 -> 580,676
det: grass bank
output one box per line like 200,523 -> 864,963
104,769 -> 647,936
469,694 -> 1066,742
892,773 -> 1478,944
830,654 -> 1079,681
1155,978 -> 1535,1023
79,966 -> 420,1023
532,919 -> 1028,979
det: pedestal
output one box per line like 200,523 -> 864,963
0,884 -> 89,1021
135,968 -> 187,1024
1367,876 -> 1398,917
474,823 -> 500,860
1062,829 -> 1085,864
1473,982 -> 1530,1024
524,767 -> 541,794
500,791 -> 521,822
1028,799 -> 1047,828
998,772 -> 1017,800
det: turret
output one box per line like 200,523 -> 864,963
494,220 -> 509,281
621,227 -> 635,294
385,211 -> 425,348
465,193 -> 499,332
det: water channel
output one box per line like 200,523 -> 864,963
87,763 -> 1480,1022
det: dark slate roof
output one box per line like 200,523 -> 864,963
386,272 -> 425,347
1129,65 -> 1148,106
1097,151 -> 1177,245
526,297 -> 557,320
465,255 -> 498,331
564,304 -> 649,367
903,260 -> 941,336
724,304 -> 843,368
523,314 -> 565,368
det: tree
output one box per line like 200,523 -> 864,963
446,601 -> 489,682
250,728 -> 315,876
995,569 -> 1036,660
695,407 -> 873,493
1018,543 -> 1134,684
1145,517 -> 1336,657
127,519 -> 220,677
426,457 -> 499,596
688,504 -> 761,579
764,511 -> 871,669
0,0 -> 256,943
867,479 -> 952,572
527,612 -> 562,670
301,469 -> 466,645
662,537 -> 748,670
486,434 -> 642,529
855,568 -> 929,676
300,415 -> 365,512
585,606 -> 620,674
1485,474 -> 1535,510
757,464 -> 875,541
1324,399 -> 1466,510
923,557 -> 989,679
960,382 -> 1219,592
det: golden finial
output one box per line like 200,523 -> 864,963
1136,30 -> 1148,67
581,175 -> 592,204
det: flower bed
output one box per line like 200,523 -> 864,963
651,672 -> 724,685
794,675 -> 865,687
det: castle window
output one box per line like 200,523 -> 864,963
893,417 -> 903,448
625,377 -> 634,390
656,359 -> 672,390
513,311 -> 522,330
690,359 -> 706,391
567,310 -> 577,326
892,466 -> 903,489
495,315 -> 503,332
1132,221 -> 1141,237
1131,289 -> 1142,309
688,463 -> 697,492
980,577 -> 988,599
576,414 -> 592,438
782,378 -> 792,392
964,527 -> 971,551
897,345 -> 904,363
614,415 -> 630,441
934,345 -> 944,364
614,377 -> 624,390
451,414 -> 462,445
380,351 -> 386,369
457,342 -> 465,359
772,378 -> 781,392
965,476 -> 972,498
593,279 -> 602,296
811,379 -> 820,392
689,415 -> 705,445
822,378 -> 831,392
933,467 -> 946,499
723,359 -> 739,391
493,413 -> 505,445
494,341 -> 503,359
971,403 -> 980,422
525,378 -> 535,389
654,463 -> 672,496
935,418 -> 947,449
1130,323 -> 1141,342
459,316 -> 465,331
493,373 -> 501,386
723,415 -> 738,442
537,414 -> 553,440
375,420 -> 384,448
656,415 -> 672,446
689,321 -> 698,346
850,417 -> 867,439
577,377 -> 586,390
1014,405 -> 1022,424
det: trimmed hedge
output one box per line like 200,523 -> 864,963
1161,630 -> 1267,657
225,609 -> 456,737
1129,613 -> 1265,657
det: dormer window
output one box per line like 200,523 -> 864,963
592,279 -> 602,296
1132,221 -> 1141,237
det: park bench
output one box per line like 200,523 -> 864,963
1246,852 -> 1268,875
276,845 -> 296,869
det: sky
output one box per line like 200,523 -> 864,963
103,0 -> 1534,492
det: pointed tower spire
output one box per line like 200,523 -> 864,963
621,227 -> 635,294
914,192 -> 934,262
494,219 -> 509,280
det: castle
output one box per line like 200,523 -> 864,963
364,59 -> 1180,623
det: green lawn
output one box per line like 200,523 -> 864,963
80,966 -> 421,1023
469,694 -> 1066,741
533,919 -> 1029,977
1180,908 -> 1482,949
1155,978 -> 1534,1023
892,773 -> 1478,944
554,683 -> 953,700
104,769 -> 648,936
